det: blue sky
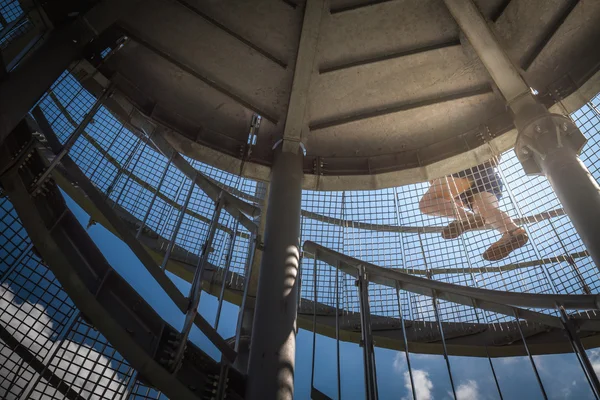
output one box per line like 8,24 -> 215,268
2,1 -> 600,394
30,189 -> 600,399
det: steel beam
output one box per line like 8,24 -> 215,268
309,84 -> 493,131
443,0 -> 532,112
0,0 -> 140,146
444,0 -> 600,268
281,0 -> 326,153
246,147 -> 303,400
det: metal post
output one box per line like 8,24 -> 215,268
170,194 -> 224,370
558,307 -> 600,399
31,87 -> 111,193
432,293 -> 457,399
311,255 -> 318,394
234,232 -> 258,352
356,266 -> 379,400
470,300 -> 504,400
160,179 -> 195,271
137,154 -> 173,239
335,263 -> 342,400
395,284 -> 416,400
233,235 -> 258,377
514,311 -> 549,399
215,223 -> 239,330
246,147 -> 303,400
110,135 -> 147,208
443,0 -> 600,266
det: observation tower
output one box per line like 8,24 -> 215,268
1,0 -> 600,399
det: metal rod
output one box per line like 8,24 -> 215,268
215,222 -> 239,331
469,299 -> 504,400
514,311 -> 549,399
495,161 -> 559,294
31,87 -> 111,192
157,172 -> 187,237
137,153 -> 173,239
111,133 -> 149,210
160,179 -> 195,271
311,254 -> 318,393
357,266 -> 378,400
547,217 -> 591,294
234,232 -> 258,352
432,293 -> 457,399
88,125 -> 123,183
395,283 -> 416,400
558,306 -> 600,399
189,193 -> 224,303
335,263 -> 342,400
171,193 -> 224,369
442,0 -> 535,114
120,371 -> 139,400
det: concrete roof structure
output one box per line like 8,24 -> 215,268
84,0 -> 600,189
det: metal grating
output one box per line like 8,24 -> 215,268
30,69 -> 600,327
0,199 -> 137,399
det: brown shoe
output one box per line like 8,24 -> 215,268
441,214 -> 486,240
483,228 -> 529,261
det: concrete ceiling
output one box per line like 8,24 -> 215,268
88,0 -> 600,185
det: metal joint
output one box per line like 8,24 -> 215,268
515,113 -> 587,175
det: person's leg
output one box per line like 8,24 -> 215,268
419,177 -> 473,220
471,192 -> 528,261
470,192 -> 520,234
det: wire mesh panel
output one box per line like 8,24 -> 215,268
0,196 -> 140,399
30,317 -> 135,400
300,124 -> 600,325
0,0 -> 33,52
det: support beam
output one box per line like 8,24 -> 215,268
281,0 -> 326,153
246,146 -> 303,400
0,0 -> 140,146
443,0 -> 600,267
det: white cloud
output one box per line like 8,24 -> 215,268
589,349 -> 600,376
454,380 -> 480,400
403,369 -> 434,400
394,352 -> 406,373
0,284 -> 126,399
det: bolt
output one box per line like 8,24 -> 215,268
535,125 -> 542,133
562,122 -> 568,132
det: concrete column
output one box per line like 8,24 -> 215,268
246,147 -> 303,400
443,0 -> 600,266
515,113 -> 600,266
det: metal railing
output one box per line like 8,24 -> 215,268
304,240 -> 600,400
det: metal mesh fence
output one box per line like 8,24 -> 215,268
0,197 -> 136,399
1,64 -> 600,398
30,68 -> 600,327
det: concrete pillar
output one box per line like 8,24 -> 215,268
246,147 -> 303,400
514,112 -> 600,266
443,0 -> 600,266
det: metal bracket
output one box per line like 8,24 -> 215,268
515,113 -> 587,175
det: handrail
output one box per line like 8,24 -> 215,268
303,241 -> 600,327
303,250 -> 589,276
301,208 -> 566,234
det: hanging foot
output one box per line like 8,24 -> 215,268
483,228 -> 529,261
441,214 -> 486,239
